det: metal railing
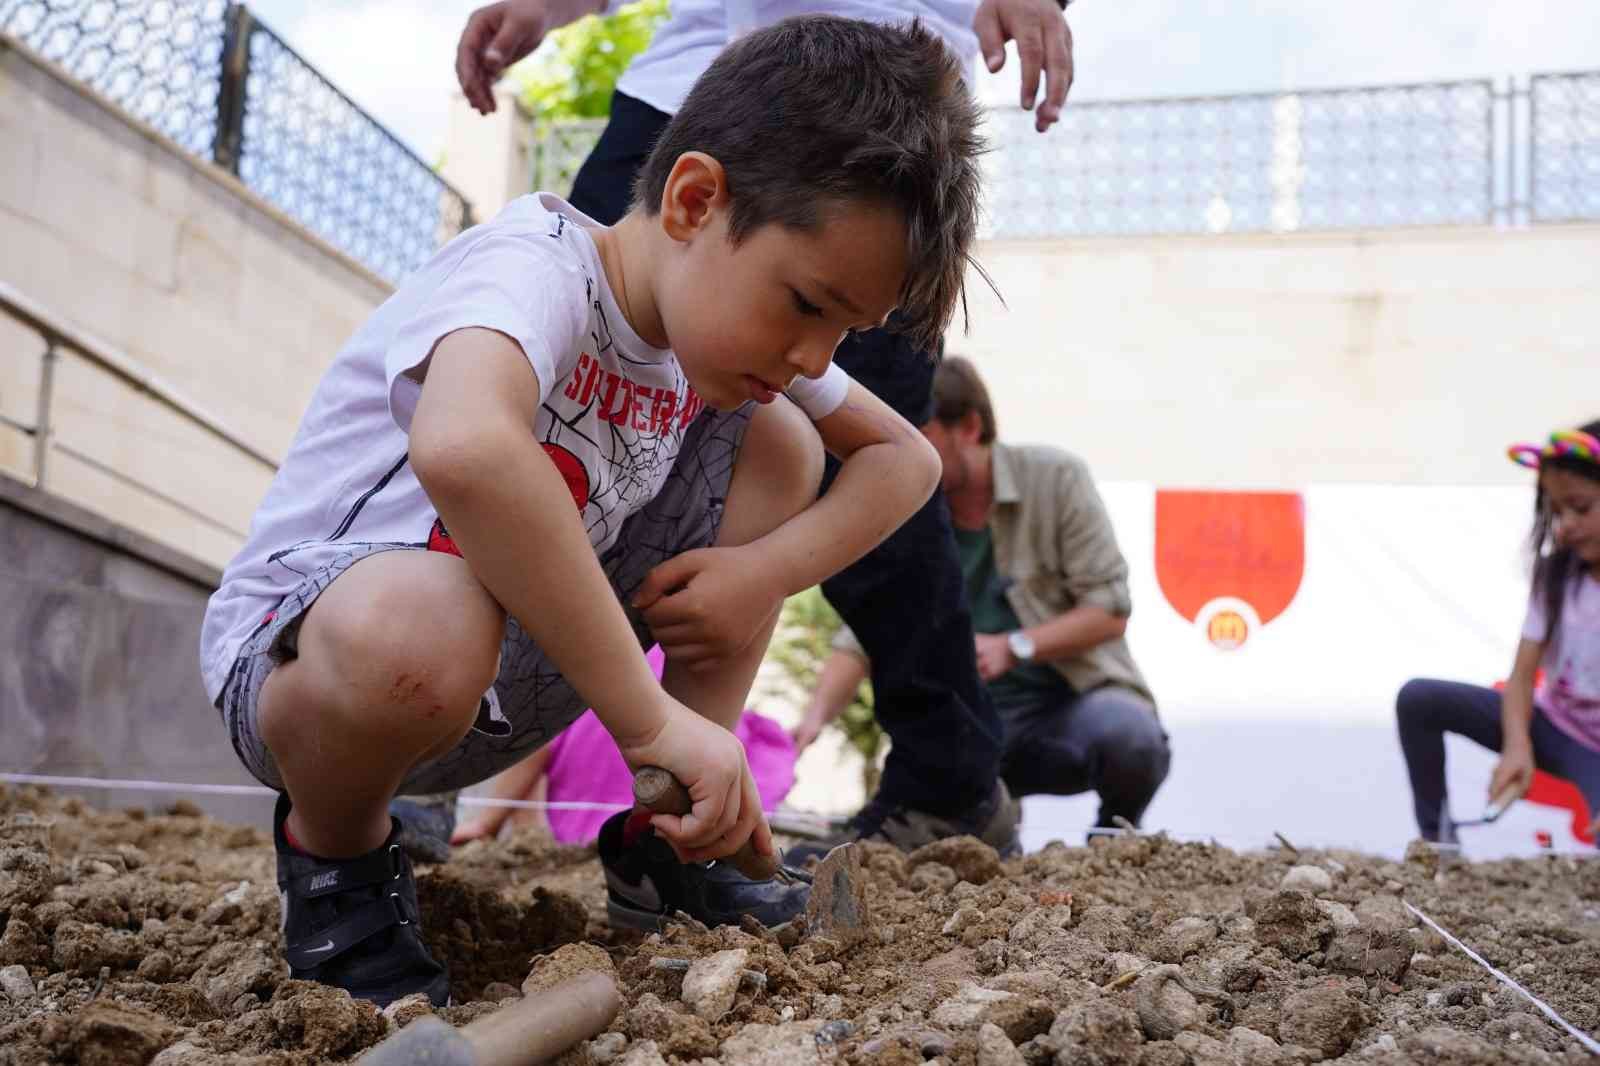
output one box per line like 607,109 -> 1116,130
0,281 -> 275,542
1530,70 -> 1600,223
983,78 -> 1497,238
530,71 -> 1599,241
1,0 -> 473,282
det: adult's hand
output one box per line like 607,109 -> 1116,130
457,0 -> 600,115
973,0 -> 1074,133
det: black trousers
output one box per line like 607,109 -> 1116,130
567,92 -> 1002,812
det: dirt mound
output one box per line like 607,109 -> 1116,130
1,785 -> 1597,1064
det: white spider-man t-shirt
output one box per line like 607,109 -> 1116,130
200,193 -> 848,702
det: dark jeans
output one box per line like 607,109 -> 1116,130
998,685 -> 1171,828
1395,678 -> 1600,840
568,92 -> 1002,814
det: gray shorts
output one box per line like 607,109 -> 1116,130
215,407 -> 752,795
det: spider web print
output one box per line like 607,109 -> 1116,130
398,405 -> 752,795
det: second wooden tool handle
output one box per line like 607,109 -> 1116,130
633,766 -> 780,882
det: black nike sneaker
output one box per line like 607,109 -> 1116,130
274,794 -> 450,1008
785,780 -> 1022,865
598,810 -> 808,932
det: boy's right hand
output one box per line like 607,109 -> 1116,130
618,702 -> 774,864
1488,740 -> 1534,805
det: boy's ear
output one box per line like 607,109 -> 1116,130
659,152 -> 728,242
961,410 -> 985,442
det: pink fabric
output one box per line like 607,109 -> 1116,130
541,645 -> 798,842
1522,572 -> 1600,753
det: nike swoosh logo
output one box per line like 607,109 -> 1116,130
305,939 -> 336,954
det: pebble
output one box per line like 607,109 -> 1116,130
681,949 -> 748,1022
588,1032 -> 627,1064
943,905 -> 982,936
1281,865 -> 1333,894
0,964 -> 35,1000
976,1022 -> 1026,1066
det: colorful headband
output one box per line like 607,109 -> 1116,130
1507,429 -> 1600,469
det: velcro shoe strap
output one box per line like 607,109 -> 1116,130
284,893 -> 413,970
293,844 -> 405,899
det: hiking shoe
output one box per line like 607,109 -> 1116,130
786,780 -> 1022,865
274,794 -> 450,1008
598,810 -> 809,932
388,791 -> 459,864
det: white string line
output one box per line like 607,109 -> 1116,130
0,772 -> 1591,853
1404,901 -> 1600,1057
0,773 -> 626,812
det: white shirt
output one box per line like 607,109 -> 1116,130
200,193 -> 847,701
611,0 -> 981,116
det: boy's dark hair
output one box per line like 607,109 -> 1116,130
635,15 -> 985,351
1530,416 -> 1600,641
931,355 -> 996,443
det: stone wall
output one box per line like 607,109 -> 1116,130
0,38 -> 390,571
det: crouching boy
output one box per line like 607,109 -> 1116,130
199,15 -> 981,1007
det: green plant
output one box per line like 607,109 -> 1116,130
515,0 -> 669,120
764,587 -> 886,796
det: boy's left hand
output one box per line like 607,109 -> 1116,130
634,545 -> 784,668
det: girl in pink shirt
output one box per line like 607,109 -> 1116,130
1397,420 -> 1600,844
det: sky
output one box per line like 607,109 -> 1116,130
243,0 -> 1600,166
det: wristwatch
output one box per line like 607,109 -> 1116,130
1007,630 -> 1037,663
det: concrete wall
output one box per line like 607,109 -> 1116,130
959,225 -> 1600,487
0,473 -> 269,826
0,38 -> 391,571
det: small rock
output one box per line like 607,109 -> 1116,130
381,991 -> 434,1031
618,1040 -> 670,1066
977,1022 -> 1027,1066
930,982 -> 1015,1028
720,1021 -> 827,1065
1354,896 -> 1411,934
1278,985 -> 1363,1059
1252,890 -> 1333,959
681,948 -> 749,1021
150,1041 -> 210,1065
909,862 -> 958,893
1281,865 -> 1333,894
1175,1031 -> 1230,1065
1048,1000 -> 1144,1066
1226,1027 -> 1285,1066
976,938 -> 1008,975
223,881 -> 251,906
944,905 -> 982,936
1327,928 -> 1412,982
589,1031 -> 628,1064
522,942 -> 615,998
1316,900 -> 1359,933
482,982 -> 520,1001
1008,905 -> 1074,950
136,951 -> 174,983
1152,917 -> 1216,963
0,963 -> 35,1000
804,844 -> 870,949
907,836 -> 1003,885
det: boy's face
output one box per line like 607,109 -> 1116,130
654,169 -> 908,411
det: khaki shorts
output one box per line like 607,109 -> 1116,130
214,406 -> 751,795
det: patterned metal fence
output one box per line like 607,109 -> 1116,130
982,79 -> 1496,238
1530,71 -> 1600,223
1,0 -> 472,282
525,73 -> 1600,241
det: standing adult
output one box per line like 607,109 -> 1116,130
454,0 -> 1076,857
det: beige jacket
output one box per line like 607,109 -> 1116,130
833,441 -> 1154,705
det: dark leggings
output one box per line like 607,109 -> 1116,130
1395,678 -> 1600,840
568,93 -> 1003,814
